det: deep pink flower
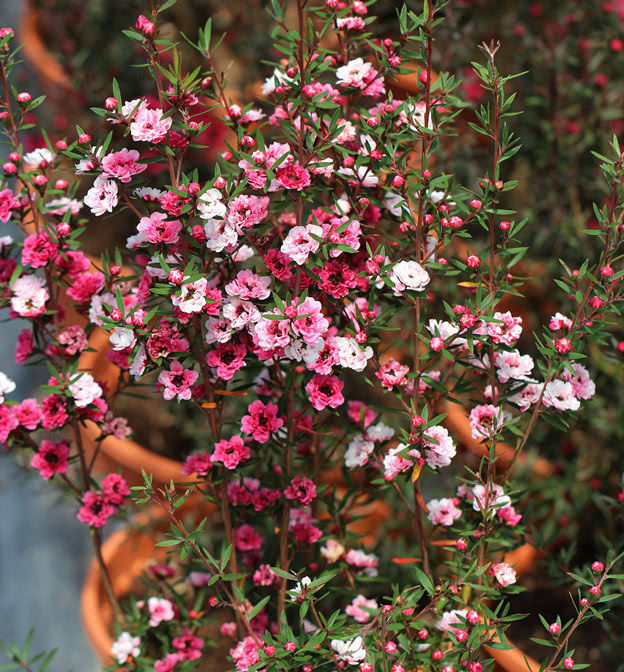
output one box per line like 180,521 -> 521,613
240,400 -> 284,442
77,490 -> 117,527
31,439 -> 70,479
0,187 -> 20,222
14,329 -> 34,363
205,342 -> 247,381
137,211 -> 182,244
66,271 -> 105,303
41,395 -> 69,430
0,404 -> 19,444
306,374 -> 344,411
15,398 -> 42,430
102,473 -> 130,505
211,435 -> 250,469
234,524 -> 263,551
182,452 -> 213,476
172,629 -> 204,661
22,231 -> 57,268
284,476 -> 317,505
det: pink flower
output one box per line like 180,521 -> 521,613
561,363 -> 595,400
77,490 -> 117,527
240,400 -> 284,442
171,277 -> 208,314
172,629 -> 204,661
11,275 -> 49,317
182,452 -> 212,476
230,636 -> 260,672
468,404 -> 503,440
101,148 -> 147,182
41,395 -> 68,430
498,504 -> 522,527
148,596 -> 175,627
423,425 -> 457,469
345,595 -> 378,623
284,476 -> 317,505
154,653 -> 180,672
275,163 -> 311,191
226,194 -> 269,230
66,271 -> 105,303
306,374 -> 344,410
16,398 -> 42,430
130,106 -> 172,143
137,211 -> 182,244
252,564 -> 278,588
252,314 -> 292,351
30,439 -> 70,479
84,175 -> 118,216
347,400 -> 376,427
0,404 -> 18,444
22,232 -> 57,268
15,329 -> 34,363
205,342 -> 247,381
102,473 -> 130,505
376,359 -> 409,390
494,350 -> 534,383
383,443 -> 414,481
101,412 -> 132,440
489,561 -> 517,587
427,498 -> 462,526
289,297 -> 329,345
158,361 -> 199,401
436,609 -> 468,633
234,524 -> 263,551
280,224 -> 322,265
0,188 -> 20,222
211,435 -> 250,469
57,325 -> 88,355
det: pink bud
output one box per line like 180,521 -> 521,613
284,641 -> 296,652
57,223 -> 71,236
385,641 -> 397,654
168,269 -> 184,284
563,658 -> 574,669
419,70 -> 428,84
456,538 -> 468,551
78,133 -> 91,144
110,308 -> 123,321
548,622 -> 561,634
55,179 -> 69,189
2,161 -> 16,174
469,199 -> 482,209
263,645 -> 275,656
33,175 -> 47,186
187,182 -> 200,195
466,609 -> 479,624
55,140 -> 68,150
360,664 -> 373,672
105,97 -> 118,110
431,650 -> 443,660
422,169 -> 432,179
589,586 -> 601,595
600,265 -> 613,277
591,561 -> 604,572
391,665 -> 404,672
17,92 -> 31,103
499,220 -> 510,231
110,265 -> 121,276
417,628 -> 428,640
366,116 -> 379,127
466,254 -> 481,268
429,336 -> 444,352
392,175 -> 405,188
355,331 -> 367,343
555,337 -> 572,354
8,152 -> 20,162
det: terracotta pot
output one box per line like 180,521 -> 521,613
20,6 -> 72,94
78,328 -> 190,488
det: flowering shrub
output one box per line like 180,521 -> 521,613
1,0 -> 624,671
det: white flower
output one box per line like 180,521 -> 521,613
261,68 -> 292,95
330,636 -> 367,664
129,344 -> 147,380
84,175 -> 118,216
111,632 -> 141,665
197,188 -> 227,220
366,422 -> 395,442
389,260 -> 430,293
291,576 -> 312,600
171,277 -> 208,314
336,58 -> 373,87
110,327 -> 136,351
0,372 -> 16,403
23,147 -> 55,168
542,379 -> 580,411
335,336 -> 373,372
345,433 -> 375,468
69,372 -> 103,408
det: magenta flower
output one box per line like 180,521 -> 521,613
30,439 -> 70,480
158,361 -> 199,401
240,400 -> 284,443
211,435 -> 250,469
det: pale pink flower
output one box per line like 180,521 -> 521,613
148,597 -> 175,627
389,260 -> 430,293
345,595 -> 378,623
225,269 -> 271,300
290,297 -> 329,345
549,312 -> 572,330
101,148 -> 147,182
436,610 -> 468,633
489,561 -> 517,586
468,404 -> 503,440
344,433 -> 375,468
494,350 -> 534,383
427,498 -> 462,526
561,363 -> 595,400
383,443 -> 414,481
487,311 -> 522,345
11,275 -> 49,317
84,175 -> 118,216
69,372 -> 103,408
423,425 -> 456,469
171,277 -> 208,314
508,381 -> 543,411
280,224 -> 323,264
130,106 -> 172,143
542,379 -> 581,411
111,632 -> 141,665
